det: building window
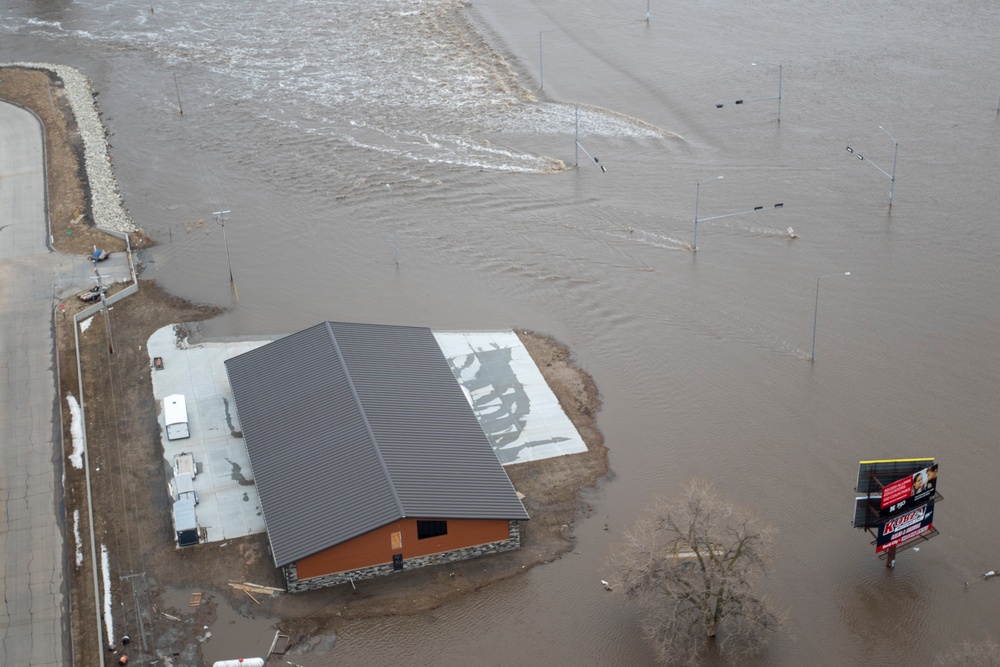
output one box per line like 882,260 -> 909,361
417,520 -> 448,540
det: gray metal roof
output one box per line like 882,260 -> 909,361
225,322 -> 529,567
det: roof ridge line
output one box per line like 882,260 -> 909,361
323,321 -> 406,519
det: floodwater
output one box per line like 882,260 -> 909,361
4,0 -> 1000,664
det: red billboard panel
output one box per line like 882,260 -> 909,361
857,458 -> 934,494
880,476 -> 912,509
876,502 -> 935,554
879,463 -> 938,516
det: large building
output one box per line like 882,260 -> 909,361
225,322 -> 530,592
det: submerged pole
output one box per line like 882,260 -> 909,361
173,72 -> 184,115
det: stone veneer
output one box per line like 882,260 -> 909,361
283,520 -> 522,593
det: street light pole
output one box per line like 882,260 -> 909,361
693,176 -> 784,251
811,272 -> 851,362
776,63 -> 782,122
845,126 -> 898,207
716,62 -> 782,123
539,29 -> 557,90
213,209 -> 239,301
212,210 -> 233,281
694,181 -> 699,250
693,176 -> 726,250
575,105 -> 607,172
752,62 -> 782,123
385,184 -> 398,265
880,125 -> 898,207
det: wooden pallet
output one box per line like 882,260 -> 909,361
189,592 -> 202,607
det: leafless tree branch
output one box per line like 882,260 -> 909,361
610,481 -> 786,665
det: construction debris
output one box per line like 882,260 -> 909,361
228,581 -> 283,597
268,631 -> 290,656
964,569 -> 997,589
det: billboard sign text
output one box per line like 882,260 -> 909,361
879,463 -> 938,517
876,502 -> 935,554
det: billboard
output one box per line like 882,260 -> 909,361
876,502 -> 935,554
856,458 -> 934,494
879,463 -> 938,516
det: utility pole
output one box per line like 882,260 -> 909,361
120,572 -> 149,654
95,269 -> 114,354
385,185 -> 399,265
212,210 -> 238,301
574,106 -> 606,172
173,73 -> 184,115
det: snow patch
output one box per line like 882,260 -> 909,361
79,316 -> 94,333
74,510 -> 83,567
101,544 -> 114,645
66,394 -> 84,469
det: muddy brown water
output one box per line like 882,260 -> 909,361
4,0 -> 1000,664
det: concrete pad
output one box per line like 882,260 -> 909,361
147,325 -> 269,545
433,331 -> 588,465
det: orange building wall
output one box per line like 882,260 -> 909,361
295,518 -> 511,580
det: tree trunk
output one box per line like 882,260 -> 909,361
706,592 -> 720,637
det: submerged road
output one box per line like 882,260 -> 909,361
0,99 -> 89,666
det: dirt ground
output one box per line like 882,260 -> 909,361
0,68 -> 133,256
2,66 -> 609,664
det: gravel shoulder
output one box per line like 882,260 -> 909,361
2,65 -> 609,664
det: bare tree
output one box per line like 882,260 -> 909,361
610,481 -> 785,666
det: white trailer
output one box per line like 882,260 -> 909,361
173,452 -> 196,479
171,472 -> 199,505
163,394 -> 190,440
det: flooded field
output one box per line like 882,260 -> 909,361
3,0 -> 999,663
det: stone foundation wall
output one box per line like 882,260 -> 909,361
284,520 -> 522,593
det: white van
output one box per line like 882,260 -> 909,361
163,394 -> 190,440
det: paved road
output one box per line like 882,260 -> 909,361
0,100 -> 92,666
